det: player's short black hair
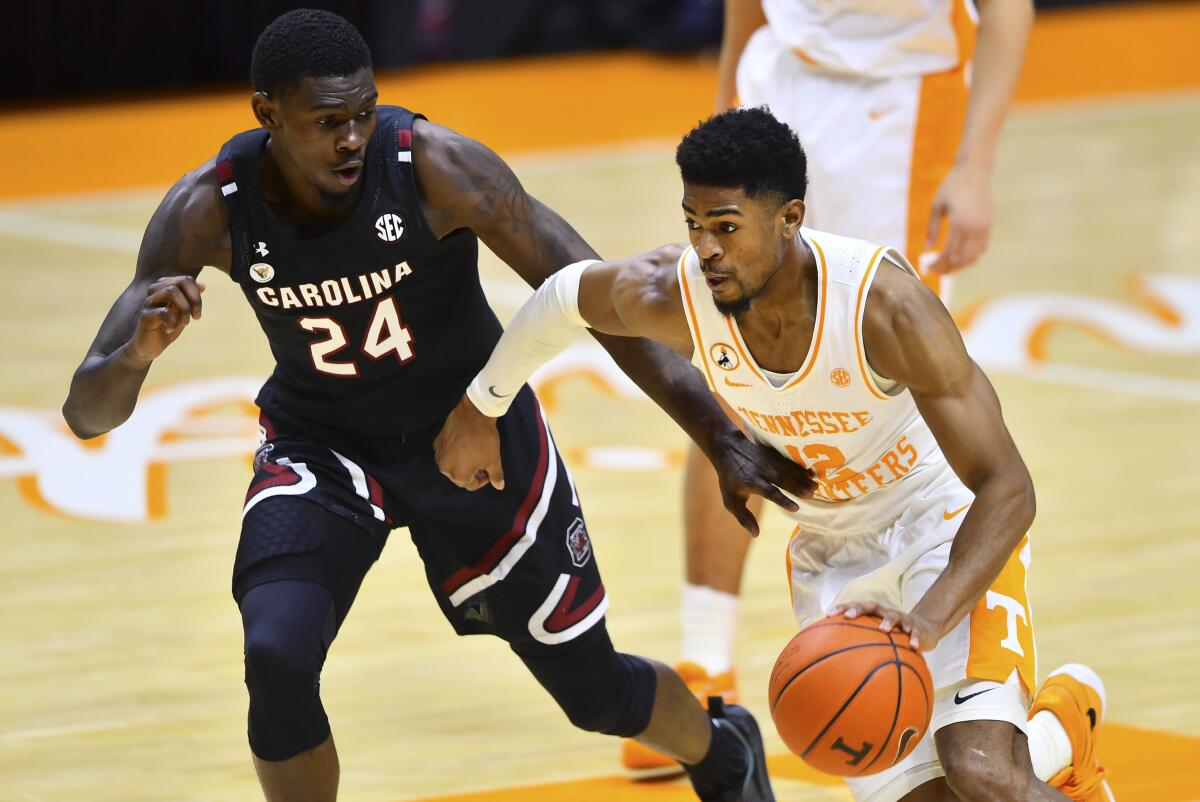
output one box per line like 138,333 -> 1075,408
675,107 -> 807,204
251,9 -> 373,98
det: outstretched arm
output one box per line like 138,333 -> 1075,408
833,259 -> 1034,649
417,122 -> 815,524
62,164 -> 230,438
433,248 -> 697,489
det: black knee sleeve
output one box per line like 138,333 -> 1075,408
240,579 -> 337,761
517,625 -> 657,738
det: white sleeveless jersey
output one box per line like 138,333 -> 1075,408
679,227 -> 958,536
761,0 -> 977,78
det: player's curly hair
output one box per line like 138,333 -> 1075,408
675,107 -> 808,203
251,9 -> 373,98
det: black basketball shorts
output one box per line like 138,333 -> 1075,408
232,386 -> 607,653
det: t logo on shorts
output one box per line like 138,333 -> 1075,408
566,518 -> 591,567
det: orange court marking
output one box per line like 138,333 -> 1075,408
1,2 -> 1198,202
411,723 -> 1200,802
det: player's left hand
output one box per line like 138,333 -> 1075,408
708,430 -> 817,537
434,394 -> 505,491
828,601 -> 942,652
926,162 -> 992,275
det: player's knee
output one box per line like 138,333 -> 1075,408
244,628 -> 318,701
942,746 -> 1025,802
519,628 -> 657,738
561,652 -> 657,736
240,582 -> 335,760
243,629 -> 330,760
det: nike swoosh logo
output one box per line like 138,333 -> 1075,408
954,687 -> 995,705
488,385 -> 512,399
868,105 -> 898,121
723,377 -> 751,388
943,502 -> 971,521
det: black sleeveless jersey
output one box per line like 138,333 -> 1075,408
217,106 -> 503,436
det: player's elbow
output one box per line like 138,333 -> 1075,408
62,378 -> 118,441
62,399 -> 101,440
1005,466 -> 1036,535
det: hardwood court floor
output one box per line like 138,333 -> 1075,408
2,6 -> 1200,801
2,91 -> 1198,802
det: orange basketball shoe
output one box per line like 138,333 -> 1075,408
1030,664 -> 1114,801
620,662 -> 739,779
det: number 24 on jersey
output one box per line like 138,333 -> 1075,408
299,296 -> 414,377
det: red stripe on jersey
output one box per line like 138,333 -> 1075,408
441,407 -> 550,596
544,578 -> 606,633
216,159 -> 234,184
259,412 -> 277,441
245,461 -> 300,502
396,129 -> 413,150
366,474 -> 384,507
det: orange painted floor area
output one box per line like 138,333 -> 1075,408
1,2 -> 1198,201
418,724 -> 1200,802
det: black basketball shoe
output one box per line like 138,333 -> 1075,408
708,697 -> 776,802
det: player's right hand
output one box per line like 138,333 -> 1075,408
708,430 -> 817,536
434,394 -> 506,492
127,276 -> 205,363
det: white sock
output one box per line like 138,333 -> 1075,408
680,582 -> 739,676
1027,710 -> 1074,782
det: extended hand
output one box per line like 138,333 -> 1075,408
128,276 -> 205,363
434,395 -> 505,491
926,163 -> 992,275
828,601 -> 942,652
709,431 -> 817,536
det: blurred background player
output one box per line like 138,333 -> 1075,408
653,0 -> 1034,777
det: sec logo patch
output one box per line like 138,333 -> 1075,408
375,212 -> 405,242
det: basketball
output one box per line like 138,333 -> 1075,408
768,614 -> 935,777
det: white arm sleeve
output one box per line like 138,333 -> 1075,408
465,259 -> 598,417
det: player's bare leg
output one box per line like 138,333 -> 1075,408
929,720 -> 1069,802
683,443 -> 758,599
633,660 -> 773,800
682,449 -> 754,667
621,443 -> 759,777
253,736 -> 339,802
634,661 -> 713,761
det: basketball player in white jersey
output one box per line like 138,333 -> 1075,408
433,110 -> 1111,801
669,0 -> 1033,777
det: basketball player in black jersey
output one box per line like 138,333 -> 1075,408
62,10 -> 815,802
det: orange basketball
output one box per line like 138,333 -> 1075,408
768,614 -> 934,777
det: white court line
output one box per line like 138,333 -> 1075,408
0,717 -> 141,742
1015,363 -> 1200,405
0,209 -> 143,253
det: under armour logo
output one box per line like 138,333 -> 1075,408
254,241 -> 270,258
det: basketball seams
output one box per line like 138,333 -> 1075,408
853,632 -> 905,775
771,616 -> 935,776
799,658 -> 898,760
897,660 -> 933,715
770,641 -> 897,710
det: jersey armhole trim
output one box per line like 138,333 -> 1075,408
781,234 -> 830,389
394,112 -> 439,239
678,248 -> 717,392
855,246 -> 892,401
